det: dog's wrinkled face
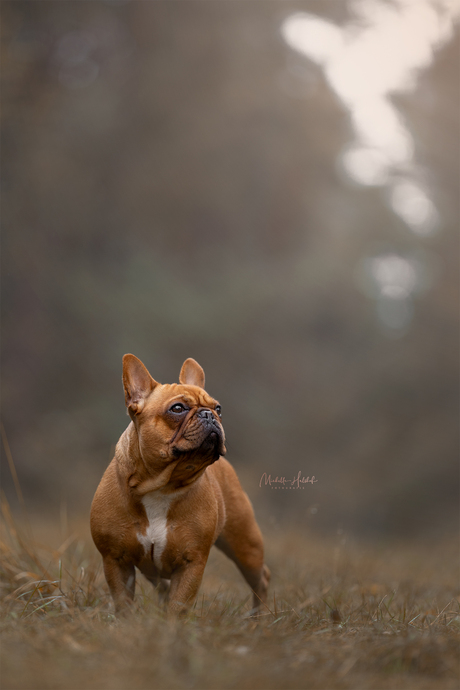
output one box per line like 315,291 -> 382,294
166,389 -> 224,459
122,355 -> 226,483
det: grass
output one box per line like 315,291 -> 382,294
0,495 -> 459,690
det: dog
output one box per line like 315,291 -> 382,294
90,354 -> 270,616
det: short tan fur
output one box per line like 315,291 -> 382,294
90,355 -> 270,616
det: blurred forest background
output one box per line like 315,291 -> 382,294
1,0 -> 458,541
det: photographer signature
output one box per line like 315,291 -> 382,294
259,471 -> 318,489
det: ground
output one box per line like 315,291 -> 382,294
1,499 -> 458,690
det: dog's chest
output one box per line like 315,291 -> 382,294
137,492 -> 174,569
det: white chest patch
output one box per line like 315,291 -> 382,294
137,492 -> 174,570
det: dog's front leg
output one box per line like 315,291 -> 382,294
168,559 -> 207,616
102,555 -> 135,614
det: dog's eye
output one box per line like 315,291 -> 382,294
170,403 -> 186,413
215,405 -> 222,417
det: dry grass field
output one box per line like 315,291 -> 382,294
0,497 -> 458,690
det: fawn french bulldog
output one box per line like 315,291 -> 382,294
90,355 -> 270,616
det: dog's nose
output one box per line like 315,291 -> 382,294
197,408 -> 213,420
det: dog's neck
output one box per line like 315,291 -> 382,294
115,423 -> 204,496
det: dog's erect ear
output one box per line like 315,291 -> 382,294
122,354 -> 158,415
179,358 -> 205,388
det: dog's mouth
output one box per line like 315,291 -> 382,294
170,411 -> 226,464
169,426 -> 225,487
171,428 -> 225,461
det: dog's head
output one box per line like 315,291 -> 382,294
122,354 -> 226,483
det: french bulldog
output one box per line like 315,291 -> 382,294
90,355 -> 270,616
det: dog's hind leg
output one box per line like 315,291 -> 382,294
141,572 -> 171,606
137,559 -> 170,605
214,510 -> 270,612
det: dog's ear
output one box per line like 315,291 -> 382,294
179,358 -> 205,388
122,354 -> 158,415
